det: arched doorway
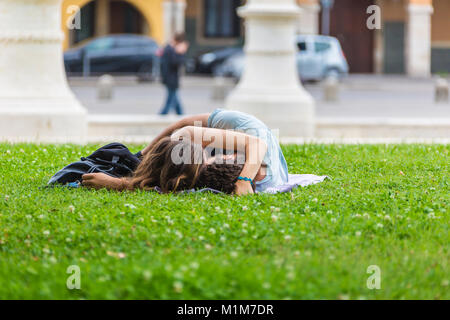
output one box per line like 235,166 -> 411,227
110,1 -> 148,34
61,0 -> 164,50
69,0 -> 149,46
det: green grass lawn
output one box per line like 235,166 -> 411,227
0,143 -> 448,299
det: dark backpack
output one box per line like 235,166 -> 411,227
47,143 -> 141,186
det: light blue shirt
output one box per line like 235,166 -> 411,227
207,109 -> 289,193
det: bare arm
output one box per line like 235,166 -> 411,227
82,115 -> 210,191
141,114 -> 210,156
172,126 -> 268,195
82,125 -> 267,195
81,173 -> 128,191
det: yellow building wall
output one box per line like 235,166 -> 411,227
185,0 -> 199,18
378,0 -> 449,44
61,0 -> 164,50
380,0 -> 407,21
432,0 -> 450,44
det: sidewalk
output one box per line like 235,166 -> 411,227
69,74 -> 450,119
69,75 -> 223,116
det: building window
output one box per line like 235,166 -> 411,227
71,1 -> 96,45
204,0 -> 241,38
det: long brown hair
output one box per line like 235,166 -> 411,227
128,137 -> 204,193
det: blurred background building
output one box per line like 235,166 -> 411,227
1,0 -> 448,142
61,0 -> 450,76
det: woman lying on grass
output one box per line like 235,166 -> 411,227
82,109 -> 288,195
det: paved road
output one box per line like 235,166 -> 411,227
69,75 -> 450,119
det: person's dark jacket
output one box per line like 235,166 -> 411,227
160,44 -> 185,89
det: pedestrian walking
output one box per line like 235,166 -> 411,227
159,32 -> 189,115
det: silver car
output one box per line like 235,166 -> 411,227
296,35 -> 349,81
214,35 -> 349,82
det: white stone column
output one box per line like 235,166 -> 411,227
163,0 -> 186,43
297,3 -> 320,34
406,3 -> 434,77
0,0 -> 87,143
225,0 -> 315,138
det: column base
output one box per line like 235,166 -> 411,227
226,88 -> 315,138
0,99 -> 87,143
227,0 -> 316,138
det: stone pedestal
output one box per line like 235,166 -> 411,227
163,0 -> 186,43
435,77 -> 449,103
98,75 -> 115,100
225,0 -> 315,138
0,0 -> 87,143
406,4 -> 433,77
323,75 -> 339,102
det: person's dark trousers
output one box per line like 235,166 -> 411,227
159,86 -> 183,115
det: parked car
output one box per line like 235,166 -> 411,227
213,49 -> 244,78
214,35 -> 349,82
296,35 -> 349,81
64,34 -> 160,81
187,47 -> 243,74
